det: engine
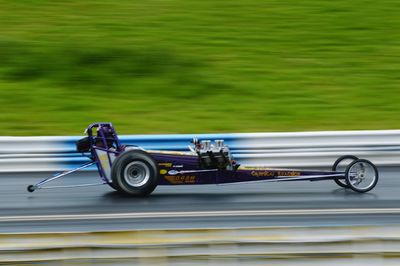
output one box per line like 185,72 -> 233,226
194,139 -> 233,170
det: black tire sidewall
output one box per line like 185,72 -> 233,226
111,150 -> 159,196
345,159 -> 379,193
107,182 -> 117,190
332,155 -> 359,188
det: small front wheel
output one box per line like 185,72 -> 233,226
332,155 -> 358,188
27,185 -> 36,193
111,150 -> 159,196
345,159 -> 378,193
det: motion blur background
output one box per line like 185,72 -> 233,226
1,0 -> 399,135
1,1 -> 400,265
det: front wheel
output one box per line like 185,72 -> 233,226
332,155 -> 358,188
111,150 -> 159,196
345,159 -> 378,193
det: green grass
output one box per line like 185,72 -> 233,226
0,0 -> 399,135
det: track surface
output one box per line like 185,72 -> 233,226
0,167 -> 399,233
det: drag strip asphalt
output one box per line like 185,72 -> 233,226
0,167 -> 399,233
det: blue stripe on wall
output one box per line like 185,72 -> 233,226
62,134 -> 241,170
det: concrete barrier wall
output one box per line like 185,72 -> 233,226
0,129 -> 399,172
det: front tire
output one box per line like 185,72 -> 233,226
332,155 -> 358,188
111,150 -> 159,196
345,159 -> 378,193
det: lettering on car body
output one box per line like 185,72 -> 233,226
251,170 -> 300,177
158,162 -> 172,167
250,171 -> 274,177
164,175 -> 196,184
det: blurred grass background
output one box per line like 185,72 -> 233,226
0,0 -> 399,135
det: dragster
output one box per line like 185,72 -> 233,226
28,123 -> 379,196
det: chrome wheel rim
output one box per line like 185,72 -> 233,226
123,161 -> 150,187
348,162 -> 376,190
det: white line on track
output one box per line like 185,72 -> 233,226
1,208 -> 400,222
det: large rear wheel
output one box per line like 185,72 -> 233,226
332,155 -> 358,188
111,150 -> 159,196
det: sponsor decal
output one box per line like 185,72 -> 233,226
251,170 -> 300,177
158,162 -> 172,167
164,175 -> 196,184
168,170 -> 179,175
250,171 -> 274,177
276,171 -> 301,177
160,169 -> 167,175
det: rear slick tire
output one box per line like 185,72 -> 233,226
111,150 -> 159,196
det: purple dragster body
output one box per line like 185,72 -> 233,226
28,123 -> 379,195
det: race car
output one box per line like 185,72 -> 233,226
27,122 -> 379,196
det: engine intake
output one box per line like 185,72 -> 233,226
196,140 -> 232,169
